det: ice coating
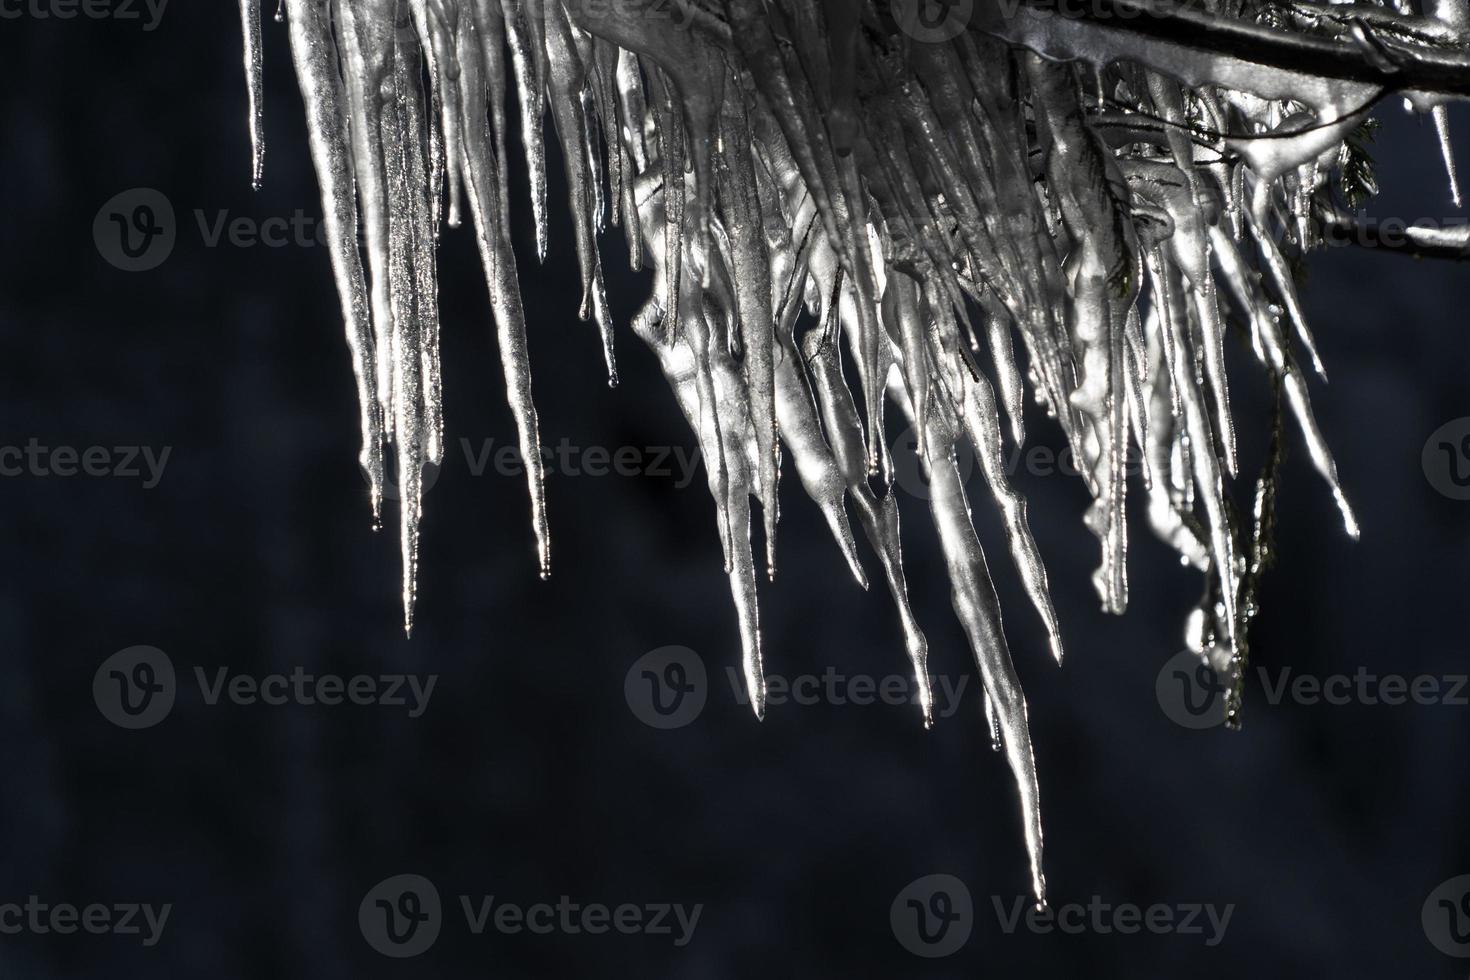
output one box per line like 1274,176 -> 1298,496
252,0 -> 1466,904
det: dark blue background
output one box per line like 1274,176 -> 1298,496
1,5 -> 1468,977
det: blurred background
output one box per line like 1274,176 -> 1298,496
2,5 -> 1469,977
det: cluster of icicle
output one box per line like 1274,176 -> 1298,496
237,0 -> 1464,904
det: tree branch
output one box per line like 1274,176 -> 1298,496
985,0 -> 1470,99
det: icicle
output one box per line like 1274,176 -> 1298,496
802,319 -> 934,729
1142,300 -> 1209,570
1427,0 -> 1469,206
382,31 -> 429,635
399,25 -> 444,468
1433,107 -> 1463,207
953,352 -> 1065,665
925,410 -> 1046,906
502,0 -> 550,259
543,0 -> 616,384
626,181 -> 765,718
411,0 -> 467,229
335,0 -> 398,430
238,0 -> 265,190
717,77 -> 780,579
455,0 -> 552,579
469,0 -> 514,223
1123,157 -> 1237,475
280,0 -> 384,522
886,271 -> 931,461
1210,226 -> 1358,540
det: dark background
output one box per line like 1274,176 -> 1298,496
2,5 -> 1469,978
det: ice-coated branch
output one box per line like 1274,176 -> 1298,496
247,0 -> 1467,905
984,0 -> 1470,97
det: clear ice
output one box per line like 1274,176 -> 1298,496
242,0 -> 1470,904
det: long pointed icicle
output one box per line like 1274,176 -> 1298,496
1433,106 -> 1463,206
1428,0 -> 1469,205
382,26 -> 429,634
280,0 -> 384,522
456,8 -> 552,579
717,83 -> 781,578
926,410 -> 1046,907
335,0 -> 397,432
238,0 -> 265,190
502,0 -> 550,259
543,0 -> 616,384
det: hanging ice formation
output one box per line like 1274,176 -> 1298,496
238,0 -> 1469,904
